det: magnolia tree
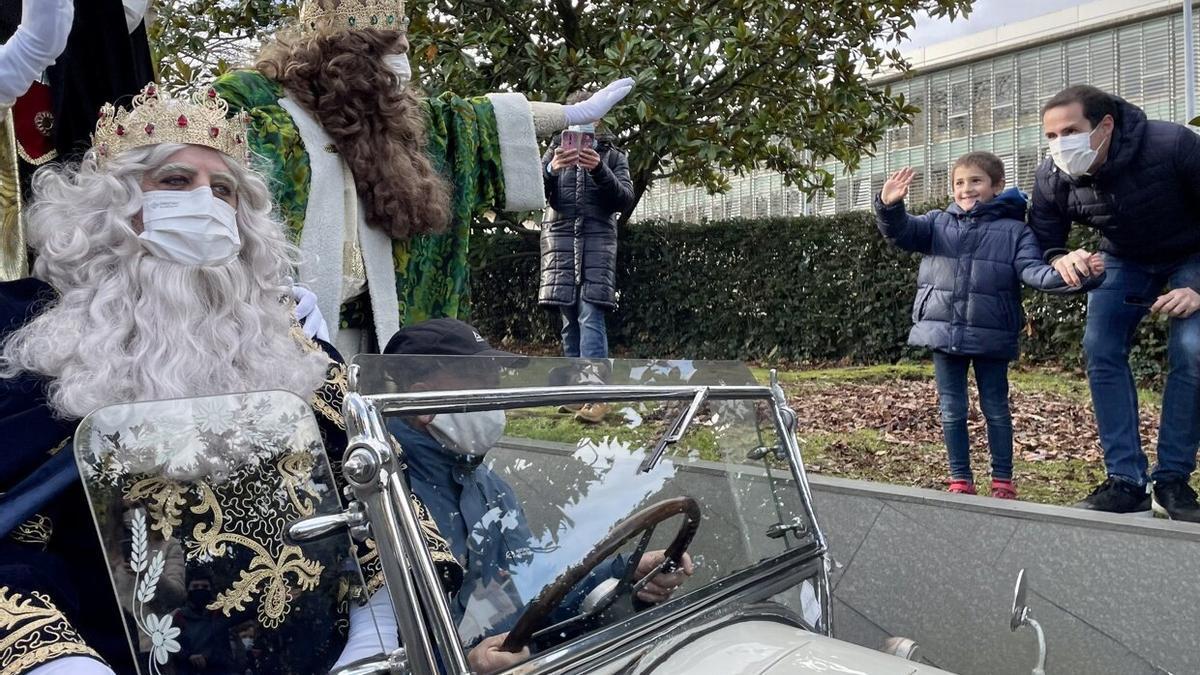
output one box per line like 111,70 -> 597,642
408,0 -> 973,221
152,0 -> 975,220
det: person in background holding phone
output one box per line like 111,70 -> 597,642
876,152 -> 1102,500
538,90 -> 635,424
1031,85 -> 1200,520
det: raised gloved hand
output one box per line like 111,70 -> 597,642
563,77 -> 635,126
0,0 -> 74,108
292,285 -> 331,343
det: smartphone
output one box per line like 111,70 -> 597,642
580,130 -> 595,150
1124,295 -> 1156,308
560,130 -> 581,154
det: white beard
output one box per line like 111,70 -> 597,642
4,250 -> 330,420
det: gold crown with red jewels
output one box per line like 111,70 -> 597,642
91,83 -> 251,166
297,0 -> 408,35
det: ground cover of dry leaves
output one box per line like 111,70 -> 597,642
776,364 -> 1188,505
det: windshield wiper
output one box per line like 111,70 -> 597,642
639,387 -> 709,473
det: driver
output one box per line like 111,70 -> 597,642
380,318 -> 695,672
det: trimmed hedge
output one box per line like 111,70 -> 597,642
469,212 -> 1168,382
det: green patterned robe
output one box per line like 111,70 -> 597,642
213,70 -> 508,330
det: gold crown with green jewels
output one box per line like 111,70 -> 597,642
298,0 -> 408,35
91,83 -> 251,166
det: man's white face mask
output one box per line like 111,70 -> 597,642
427,410 -> 506,459
383,53 -> 411,87
139,186 -> 241,266
1048,125 -> 1106,178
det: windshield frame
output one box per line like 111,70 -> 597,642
342,365 -> 831,674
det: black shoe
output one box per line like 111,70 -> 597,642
1152,479 -> 1200,522
1075,477 -> 1151,513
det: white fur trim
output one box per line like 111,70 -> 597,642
485,93 -> 545,212
279,97 -> 346,346
359,209 -> 400,351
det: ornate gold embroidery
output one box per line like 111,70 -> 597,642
180,455 -> 326,629
0,587 -> 101,674
126,476 -> 188,539
291,324 -> 348,430
9,515 -> 53,550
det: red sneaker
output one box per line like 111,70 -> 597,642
947,479 -> 976,495
992,479 -> 1017,500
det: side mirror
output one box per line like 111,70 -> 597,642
1008,568 -> 1047,675
1010,568 -> 1029,632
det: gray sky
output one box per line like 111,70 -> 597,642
899,0 -> 1087,50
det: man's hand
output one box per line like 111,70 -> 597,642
1087,253 -> 1105,276
1051,248 -> 1095,288
577,148 -> 601,171
550,148 -> 579,173
634,550 -> 695,603
1151,287 -> 1200,319
880,168 -> 914,206
467,633 -> 528,674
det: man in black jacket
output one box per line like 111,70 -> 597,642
1030,84 -> 1200,520
538,102 -> 635,423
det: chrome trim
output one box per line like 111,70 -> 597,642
343,391 -> 470,675
767,369 -> 834,635
368,384 -> 772,416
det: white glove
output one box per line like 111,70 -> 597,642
292,285 -> 331,343
0,0 -> 74,108
563,77 -> 635,126
331,588 -> 397,671
123,0 -> 151,33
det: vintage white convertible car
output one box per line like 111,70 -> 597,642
75,356 -> 1040,675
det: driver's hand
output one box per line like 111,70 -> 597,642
467,633 -> 528,674
635,550 -> 695,603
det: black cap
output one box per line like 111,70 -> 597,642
383,318 -> 519,359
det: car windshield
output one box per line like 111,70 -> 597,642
354,355 -> 826,660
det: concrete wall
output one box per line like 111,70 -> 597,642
813,475 -> 1194,675
489,439 -> 1197,675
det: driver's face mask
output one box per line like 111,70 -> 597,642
383,53 -> 411,87
138,186 -> 241,266
428,410 -> 506,459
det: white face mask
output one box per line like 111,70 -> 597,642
139,187 -> 240,266
383,53 -> 411,87
427,410 -> 506,459
1048,126 -> 1106,177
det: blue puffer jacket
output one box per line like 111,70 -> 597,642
1029,97 -> 1200,265
876,188 -> 1088,360
388,420 -> 625,644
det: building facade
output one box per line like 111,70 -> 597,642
631,0 -> 1200,221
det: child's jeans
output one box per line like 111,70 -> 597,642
931,352 -> 1013,481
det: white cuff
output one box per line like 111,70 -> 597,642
27,656 -> 116,675
486,93 -> 546,212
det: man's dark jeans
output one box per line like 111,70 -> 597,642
1084,253 -> 1200,486
932,352 -> 1014,481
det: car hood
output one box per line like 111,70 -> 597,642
642,621 -> 956,675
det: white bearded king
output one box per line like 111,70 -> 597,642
0,83 -> 330,420
213,0 -> 634,356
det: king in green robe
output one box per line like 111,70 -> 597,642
212,0 -> 603,356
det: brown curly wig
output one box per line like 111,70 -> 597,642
257,23 -> 451,239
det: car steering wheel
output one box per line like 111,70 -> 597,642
500,496 -> 701,653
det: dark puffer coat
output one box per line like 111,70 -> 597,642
538,135 -> 635,309
1029,96 -> 1200,264
877,188 -> 1090,361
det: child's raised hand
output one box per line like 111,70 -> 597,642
880,167 -> 915,206
1086,253 -> 1105,276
